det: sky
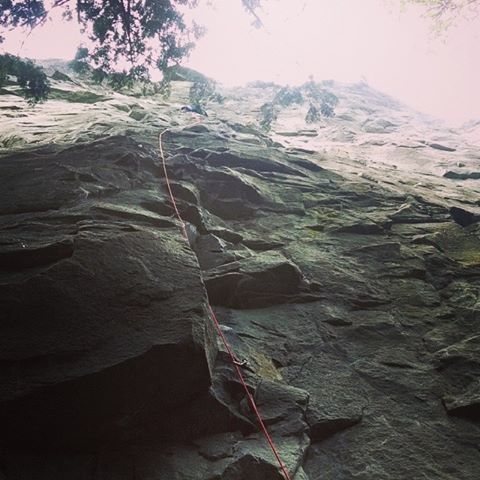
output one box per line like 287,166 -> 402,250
2,0 -> 479,125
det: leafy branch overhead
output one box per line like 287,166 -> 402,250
0,0 -> 264,78
2,2 -> 480,66
398,0 -> 480,31
1,0 -> 478,103
1,0 -> 201,78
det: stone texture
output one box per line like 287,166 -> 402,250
0,137 -> 218,451
1,64 -> 479,479
443,380 -> 480,421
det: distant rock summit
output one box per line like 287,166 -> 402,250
0,62 -> 479,480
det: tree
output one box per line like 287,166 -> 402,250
258,82 -> 339,131
398,0 -> 479,31
1,0 -> 202,77
0,0 -> 262,101
0,0 -> 263,102
4,0 -> 475,104
0,53 -> 50,102
2,1 -> 479,76
0,0 -> 261,78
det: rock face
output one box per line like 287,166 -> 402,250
0,67 -> 479,479
0,136 -> 219,451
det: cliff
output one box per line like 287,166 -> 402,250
0,65 -> 479,479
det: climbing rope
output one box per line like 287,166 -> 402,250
158,126 -> 189,240
158,121 -> 292,480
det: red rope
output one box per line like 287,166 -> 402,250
159,127 -> 188,240
158,125 -> 292,480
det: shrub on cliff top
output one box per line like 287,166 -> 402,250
0,53 -> 49,103
258,81 -> 338,130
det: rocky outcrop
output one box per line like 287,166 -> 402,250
0,136 -> 221,451
0,68 -> 479,479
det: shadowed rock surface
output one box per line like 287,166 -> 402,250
0,64 -> 479,479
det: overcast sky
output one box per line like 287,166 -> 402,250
2,0 -> 479,125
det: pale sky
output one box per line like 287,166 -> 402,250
2,0 -> 479,125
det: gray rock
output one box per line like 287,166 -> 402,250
306,403 -> 362,442
1,68 -> 480,480
205,251 -> 319,308
0,137 -> 217,450
450,206 -> 480,226
444,380 -> 480,421
194,233 -> 237,269
333,221 -> 385,234
51,70 -> 75,82
49,87 -> 108,103
443,169 -> 480,180
429,142 -> 456,152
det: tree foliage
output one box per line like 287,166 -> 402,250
0,0 -> 264,100
3,1 -> 475,104
0,0 -> 261,78
2,1 -> 479,76
0,53 -> 50,102
258,81 -> 339,131
1,0 -> 201,77
273,86 -> 304,107
398,0 -> 479,31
